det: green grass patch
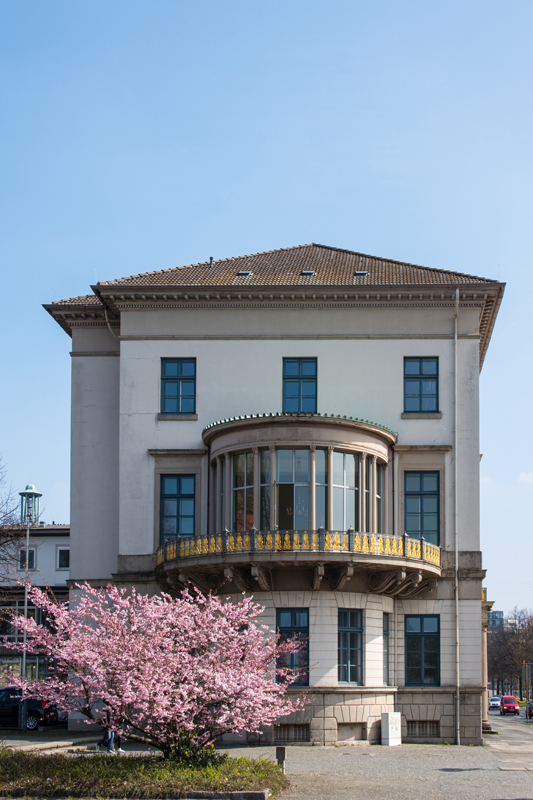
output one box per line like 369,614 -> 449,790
0,747 -> 288,798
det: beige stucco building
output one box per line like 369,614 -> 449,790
45,243 -> 504,745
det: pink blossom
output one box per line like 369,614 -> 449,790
3,583 -> 305,758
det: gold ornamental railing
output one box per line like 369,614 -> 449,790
157,530 -> 441,568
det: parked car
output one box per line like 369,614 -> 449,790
499,696 -> 520,716
0,687 -> 58,731
488,695 -> 501,710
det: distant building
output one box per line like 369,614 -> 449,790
45,243 -> 504,745
487,610 -> 504,630
0,523 -> 70,682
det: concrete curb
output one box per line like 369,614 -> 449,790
185,792 -> 271,799
4,737 -> 100,752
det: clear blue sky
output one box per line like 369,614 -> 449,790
1,0 -> 531,612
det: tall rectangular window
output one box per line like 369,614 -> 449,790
376,463 -> 383,533
233,452 -> 254,532
160,475 -> 195,542
405,615 -> 439,686
283,359 -> 317,413
260,450 -> 271,530
161,358 -> 196,414
338,609 -> 363,684
404,472 -> 439,545
404,357 -> 438,412
315,449 -> 328,529
276,609 -> 309,686
332,452 -> 359,531
18,548 -> 35,571
383,613 -> 390,686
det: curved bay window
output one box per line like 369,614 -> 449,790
210,422 -> 391,537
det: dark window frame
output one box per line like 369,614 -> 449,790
276,608 -> 309,686
160,474 -> 196,543
18,548 -> 35,571
282,358 -> 317,413
404,471 -> 440,546
405,614 -> 440,686
161,358 -> 197,415
338,609 -> 363,685
403,357 -> 439,413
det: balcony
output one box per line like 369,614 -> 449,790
155,529 -> 441,597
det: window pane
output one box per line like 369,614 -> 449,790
295,611 -> 308,626
260,450 -> 271,485
422,359 -> 437,375
234,454 -> 246,488
284,398 -> 299,412
278,484 -> 294,530
163,398 -> 179,413
423,617 -> 438,633
180,398 -> 194,413
246,487 -> 254,529
180,361 -> 195,377
284,361 -> 299,376
294,485 -> 309,530
422,473 -> 438,492
405,473 -> 420,492
163,499 -> 178,516
301,397 -> 315,412
345,489 -> 356,530
404,359 -> 420,375
332,452 -> 344,486
279,611 -> 292,627
246,452 -> 254,486
284,380 -> 299,396
333,487 -> 344,530
164,381 -> 178,397
404,397 -> 420,412
421,396 -> 437,411
58,549 -> 70,569
345,454 -> 356,488
422,379 -> 436,395
180,381 -> 195,396
423,496 -> 438,513
405,496 -> 421,513
315,485 -> 326,529
180,517 -> 194,535
180,499 -> 194,516
339,610 -> 349,628
260,486 -> 270,529
234,488 -> 245,531
405,515 -> 421,534
301,361 -> 316,376
301,380 -> 316,397
405,616 -> 421,633
423,514 -> 438,533
315,449 -> 327,484
180,477 -> 195,495
294,450 -> 310,482
162,477 -> 178,495
163,361 -> 178,376
162,518 -> 177,535
277,450 -> 293,483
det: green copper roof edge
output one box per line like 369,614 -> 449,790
202,412 -> 395,436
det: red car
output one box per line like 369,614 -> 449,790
500,696 -> 520,716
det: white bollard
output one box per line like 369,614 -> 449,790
381,712 -> 402,746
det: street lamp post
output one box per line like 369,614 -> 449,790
17,484 -> 42,732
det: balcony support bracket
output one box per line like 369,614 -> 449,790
224,566 -> 253,592
251,565 -> 272,591
312,564 -> 325,591
330,564 -> 354,592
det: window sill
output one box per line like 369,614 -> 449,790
157,413 -> 198,421
401,412 -> 442,419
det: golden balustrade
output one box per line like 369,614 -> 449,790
156,530 -> 441,568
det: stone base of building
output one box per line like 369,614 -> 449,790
220,685 -> 484,747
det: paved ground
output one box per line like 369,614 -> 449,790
2,710 -> 533,799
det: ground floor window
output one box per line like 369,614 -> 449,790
276,608 -> 309,686
405,615 -> 439,686
338,609 -> 363,684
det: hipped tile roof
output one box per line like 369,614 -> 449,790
92,243 -> 497,290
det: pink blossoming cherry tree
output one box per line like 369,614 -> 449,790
4,583 -> 304,758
